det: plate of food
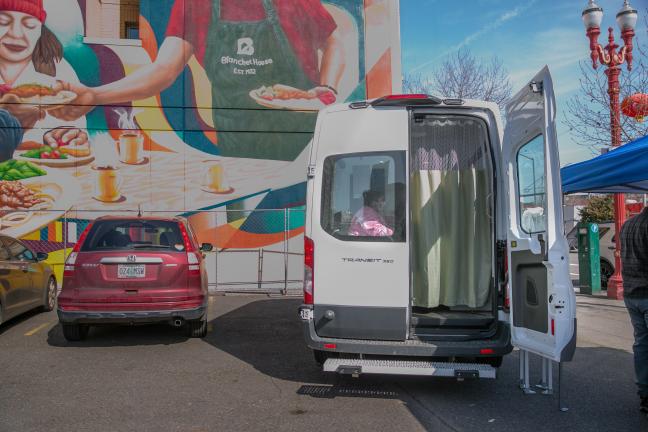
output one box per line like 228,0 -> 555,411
0,169 -> 80,239
249,84 -> 335,110
0,83 -> 76,110
16,127 -> 93,167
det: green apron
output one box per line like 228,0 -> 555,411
204,0 -> 318,160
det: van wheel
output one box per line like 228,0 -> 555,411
187,318 -> 207,338
62,324 -> 89,341
313,350 -> 328,365
41,277 -> 57,312
486,356 -> 503,368
600,260 -> 614,288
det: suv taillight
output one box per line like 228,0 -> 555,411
304,236 -> 314,305
178,222 -> 200,276
63,223 -> 93,278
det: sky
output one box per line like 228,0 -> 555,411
400,0 -> 648,166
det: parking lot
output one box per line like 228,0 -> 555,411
1,290 -> 646,432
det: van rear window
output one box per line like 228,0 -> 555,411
321,151 -> 406,242
81,220 -> 185,252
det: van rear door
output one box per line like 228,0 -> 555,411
503,66 -> 576,362
309,107 -> 409,341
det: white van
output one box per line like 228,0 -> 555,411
299,67 -> 577,378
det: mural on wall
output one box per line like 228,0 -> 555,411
0,0 -> 400,277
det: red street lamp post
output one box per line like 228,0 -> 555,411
582,0 -> 638,300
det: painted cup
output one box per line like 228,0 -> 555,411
202,160 -> 229,192
93,165 -> 122,202
118,132 -> 144,164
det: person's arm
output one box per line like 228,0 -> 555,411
308,26 -> 345,105
50,37 -> 194,121
318,29 -> 345,93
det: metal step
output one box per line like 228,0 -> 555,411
323,358 -> 497,379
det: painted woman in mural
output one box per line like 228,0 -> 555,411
52,0 -> 345,160
0,0 -> 87,161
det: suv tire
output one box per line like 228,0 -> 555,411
62,324 -> 89,341
187,318 -> 207,338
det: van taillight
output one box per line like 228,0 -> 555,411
178,222 -> 200,276
63,223 -> 93,278
304,236 -> 314,305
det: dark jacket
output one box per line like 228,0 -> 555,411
620,207 -> 648,298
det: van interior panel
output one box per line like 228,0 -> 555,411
409,115 -> 495,332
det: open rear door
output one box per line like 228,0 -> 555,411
503,66 -> 576,362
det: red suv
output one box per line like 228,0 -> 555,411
57,216 -> 212,341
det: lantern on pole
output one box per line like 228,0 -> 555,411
621,93 -> 648,122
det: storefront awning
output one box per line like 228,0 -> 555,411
561,134 -> 648,194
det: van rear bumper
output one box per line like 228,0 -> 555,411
57,305 -> 206,325
299,305 -> 512,357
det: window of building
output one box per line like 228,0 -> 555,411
85,0 -> 140,42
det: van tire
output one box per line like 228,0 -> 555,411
486,356 -> 503,368
313,350 -> 328,365
600,260 -> 614,288
187,318 -> 207,338
62,324 -> 89,341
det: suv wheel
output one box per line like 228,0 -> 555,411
42,277 -> 57,312
186,318 -> 207,338
62,324 -> 89,341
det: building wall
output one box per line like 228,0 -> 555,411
0,0 -> 401,280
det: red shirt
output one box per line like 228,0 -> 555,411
166,0 -> 337,84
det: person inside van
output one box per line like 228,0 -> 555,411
348,190 -> 393,237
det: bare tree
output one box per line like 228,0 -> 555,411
564,18 -> 648,155
402,73 -> 431,94
403,50 -> 512,110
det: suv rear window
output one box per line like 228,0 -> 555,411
81,220 -> 185,252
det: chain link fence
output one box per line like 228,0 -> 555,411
10,208 -> 305,295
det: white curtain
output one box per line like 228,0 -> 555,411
411,117 -> 492,309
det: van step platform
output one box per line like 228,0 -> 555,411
323,358 -> 497,379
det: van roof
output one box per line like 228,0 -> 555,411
324,95 -> 500,115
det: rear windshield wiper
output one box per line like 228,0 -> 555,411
130,244 -> 172,249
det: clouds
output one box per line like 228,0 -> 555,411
409,0 -> 537,73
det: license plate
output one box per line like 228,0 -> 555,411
117,264 -> 145,279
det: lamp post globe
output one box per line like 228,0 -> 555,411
582,0 -> 604,29
616,0 -> 638,31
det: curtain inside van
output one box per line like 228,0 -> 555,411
411,116 -> 492,309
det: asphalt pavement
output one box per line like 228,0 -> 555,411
0,292 -> 646,432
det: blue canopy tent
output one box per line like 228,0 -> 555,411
562,134 -> 648,194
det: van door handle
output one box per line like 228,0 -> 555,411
607,246 -> 615,250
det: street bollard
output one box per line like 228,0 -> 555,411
577,222 -> 601,295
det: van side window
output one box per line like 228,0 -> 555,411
517,135 -> 546,234
321,152 -> 406,242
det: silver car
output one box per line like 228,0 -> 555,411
0,235 -> 57,325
